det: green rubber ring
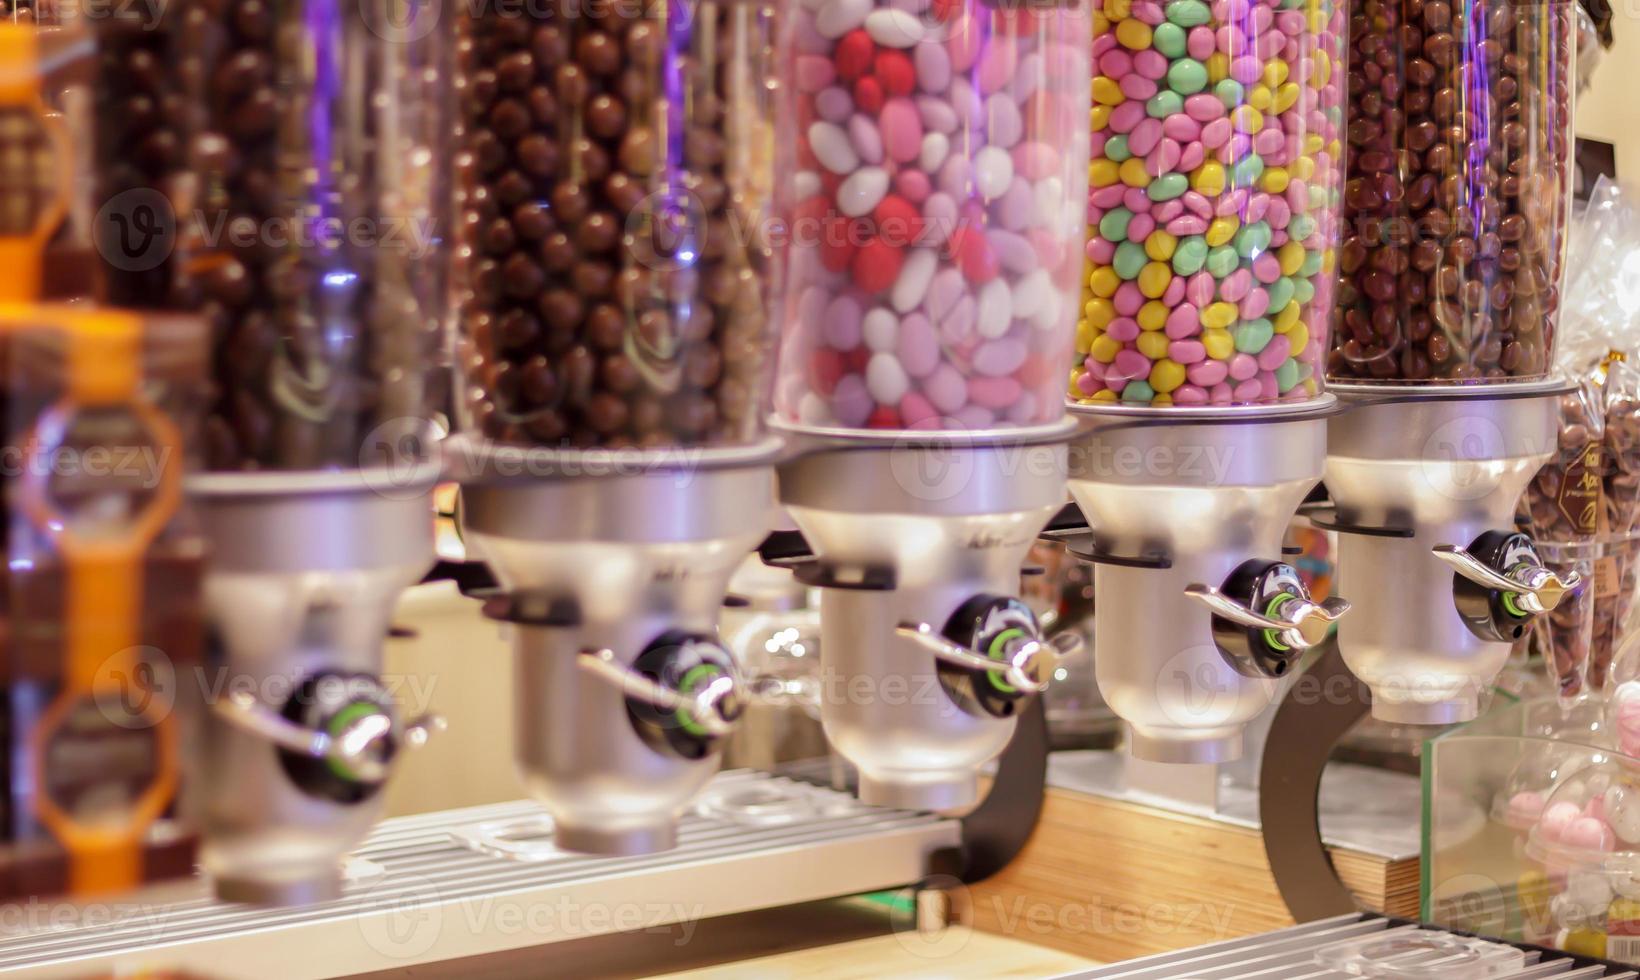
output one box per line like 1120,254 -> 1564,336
674,663 -> 723,738
987,628 -> 1027,693
325,700 -> 385,783
1263,595 -> 1292,652
1502,592 -> 1527,618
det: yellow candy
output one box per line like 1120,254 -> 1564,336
1150,358 -> 1186,394
1090,159 -> 1120,187
1248,84 -> 1272,112
1206,52 -> 1228,83
1322,248 -> 1336,272
1092,78 -> 1125,106
1272,301 -> 1300,333
1089,267 -> 1120,297
1230,105 -> 1263,134
1115,19 -> 1150,49
1200,302 -> 1237,330
1277,241 -> 1306,276
1090,105 -> 1111,132
1092,12 -> 1109,34
1273,81 -> 1301,114
1089,334 -> 1121,362
1287,319 -> 1309,356
1137,301 -> 1169,331
1205,216 -> 1238,247
1137,262 -> 1171,299
1262,61 -> 1289,88
1292,155 -> 1315,181
1103,0 -> 1130,20
1260,167 -> 1289,194
1136,331 -> 1169,359
1191,161 -> 1226,197
1150,393 -> 1173,405
1562,930 -> 1607,959
1202,328 -> 1234,360
1119,158 -> 1151,187
1303,133 -> 1324,155
1328,138 -> 1342,159
1085,297 -> 1116,329
1075,321 -> 1096,351
1144,231 -> 1177,261
1312,49 -> 1331,87
1090,389 -> 1118,403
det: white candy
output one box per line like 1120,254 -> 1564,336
974,337 -> 1027,377
815,0 -> 870,38
919,132 -> 950,173
797,392 -> 830,425
1611,787 -> 1640,845
1565,870 -> 1615,915
974,145 -> 1014,202
1032,177 -> 1064,229
891,248 -> 937,313
1010,268 -> 1052,321
976,278 -> 1012,339
793,169 -> 822,202
866,352 -> 910,405
986,94 -> 1023,149
1031,287 -> 1062,333
862,307 -> 899,352
864,8 -> 923,47
836,167 -> 889,217
807,121 -> 858,174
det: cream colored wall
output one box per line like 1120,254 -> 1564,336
1576,17 -> 1640,180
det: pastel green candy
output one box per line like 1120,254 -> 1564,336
1099,207 -> 1133,242
1233,221 -> 1271,259
1146,91 -> 1184,118
1167,0 -> 1211,25
1230,154 -> 1264,188
1292,278 -> 1315,304
1295,362 -> 1313,381
1275,358 -> 1300,392
1233,318 -> 1274,354
1147,172 -> 1189,201
1172,236 -> 1209,275
1214,79 -> 1244,110
1153,22 -> 1187,57
1205,244 -> 1239,278
1288,213 -> 1316,240
1308,186 -> 1328,210
1265,276 -> 1295,313
1113,241 -> 1148,279
1299,251 -> 1323,277
1105,135 -> 1132,162
1122,380 -> 1156,403
1166,59 -> 1209,95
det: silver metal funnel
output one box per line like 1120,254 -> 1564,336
773,422 -> 1075,813
189,468 -> 441,905
1326,381 -> 1575,724
1064,399 -> 1341,764
455,439 -> 780,855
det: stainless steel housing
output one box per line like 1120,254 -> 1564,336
1327,381 -> 1563,724
773,422 -> 1072,813
457,440 -> 780,855
190,468 -> 439,905
1064,399 -> 1334,764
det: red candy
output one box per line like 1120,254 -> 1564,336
931,0 -> 961,21
873,49 -> 915,98
947,227 -> 998,283
866,406 -> 902,428
851,238 -> 904,293
808,348 -> 845,396
872,194 -> 923,248
819,216 -> 858,273
853,77 -> 884,116
834,29 -> 874,82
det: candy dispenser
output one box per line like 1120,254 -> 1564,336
766,0 -> 1091,810
1322,0 -> 1580,725
133,0 -> 455,903
450,0 -> 783,853
1056,0 -> 1351,762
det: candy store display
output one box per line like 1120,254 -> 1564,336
771,0 -> 1092,431
1522,761 -> 1640,963
166,0 -> 450,471
1328,0 -> 1576,382
455,0 -> 776,450
1069,0 -> 1345,407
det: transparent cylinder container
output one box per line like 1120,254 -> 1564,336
770,0 -> 1093,432
1327,0 -> 1576,383
453,0 -> 779,450
1070,0 -> 1347,407
163,0 -> 452,471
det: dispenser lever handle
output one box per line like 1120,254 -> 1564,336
1184,583 -> 1350,651
1432,544 -> 1581,614
895,621 -> 1055,694
213,690 -> 438,784
576,648 -> 737,739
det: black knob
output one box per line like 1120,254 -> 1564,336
936,594 -> 1044,719
278,672 -> 396,804
1450,530 -> 1546,642
624,631 -> 742,760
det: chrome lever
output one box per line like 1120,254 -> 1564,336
577,647 -> 738,739
213,689 -> 441,784
1432,544 -> 1580,614
895,620 -> 1055,694
1184,583 -> 1350,651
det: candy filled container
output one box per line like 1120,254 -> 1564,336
770,0 -> 1093,431
454,0 -> 778,450
1070,0 -> 1347,407
1328,0 -> 1576,382
1522,760 -> 1640,961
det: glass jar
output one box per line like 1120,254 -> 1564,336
1327,0 -> 1576,383
1071,0 -> 1347,407
770,0 -> 1093,431
453,0 -> 779,450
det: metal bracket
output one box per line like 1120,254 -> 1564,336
1038,503 -> 1173,569
1300,504 -> 1416,540
756,529 -> 897,591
